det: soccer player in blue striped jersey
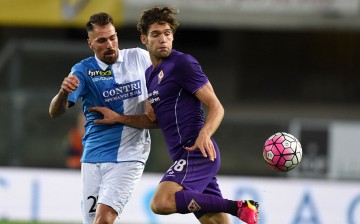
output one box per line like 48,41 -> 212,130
49,13 -> 151,224
90,7 -> 259,224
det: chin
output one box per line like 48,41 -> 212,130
103,56 -> 117,65
158,52 -> 170,58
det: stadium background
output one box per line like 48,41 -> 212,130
0,0 -> 360,223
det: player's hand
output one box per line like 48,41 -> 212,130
88,107 -> 122,124
145,100 -> 157,122
60,73 -> 79,94
184,132 -> 216,161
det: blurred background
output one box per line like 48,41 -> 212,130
2,0 -> 360,179
1,0 -> 360,223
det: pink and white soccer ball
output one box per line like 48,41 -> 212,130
263,132 -> 302,172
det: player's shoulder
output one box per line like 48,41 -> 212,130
72,56 -> 96,73
171,50 -> 197,64
121,47 -> 151,68
120,47 -> 149,59
77,56 -> 97,68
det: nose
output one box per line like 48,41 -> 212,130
160,33 -> 167,43
106,39 -> 114,48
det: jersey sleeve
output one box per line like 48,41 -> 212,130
174,54 -> 209,94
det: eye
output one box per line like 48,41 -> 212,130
97,38 -> 105,43
110,35 -> 117,41
151,33 -> 159,38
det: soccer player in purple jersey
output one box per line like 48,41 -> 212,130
89,6 -> 259,224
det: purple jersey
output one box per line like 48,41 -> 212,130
146,50 -> 209,161
147,50 -> 223,204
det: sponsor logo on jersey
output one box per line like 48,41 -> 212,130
102,80 -> 142,102
88,69 -> 112,77
148,89 -> 160,104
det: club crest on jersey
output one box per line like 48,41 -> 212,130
187,199 -> 201,212
88,69 -> 112,77
158,70 -> 164,84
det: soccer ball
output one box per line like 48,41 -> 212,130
263,132 -> 302,172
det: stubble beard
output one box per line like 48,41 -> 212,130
103,51 -> 118,65
156,50 -> 171,60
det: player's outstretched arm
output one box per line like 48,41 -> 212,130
89,103 -> 159,129
185,81 -> 224,161
49,74 -> 79,118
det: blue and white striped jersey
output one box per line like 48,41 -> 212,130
68,48 -> 151,164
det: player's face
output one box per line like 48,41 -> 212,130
141,22 -> 173,65
88,23 -> 119,65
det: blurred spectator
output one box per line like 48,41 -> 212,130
64,112 -> 85,169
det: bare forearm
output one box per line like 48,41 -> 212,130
200,102 -> 224,136
49,90 -> 69,118
115,114 -> 159,129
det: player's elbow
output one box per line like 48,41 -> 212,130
49,107 -> 65,119
49,110 -> 59,119
216,101 -> 225,120
219,103 -> 224,118
49,107 -> 57,118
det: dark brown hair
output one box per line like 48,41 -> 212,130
86,12 -> 114,32
137,6 -> 179,35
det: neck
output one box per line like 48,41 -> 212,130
151,56 -> 163,68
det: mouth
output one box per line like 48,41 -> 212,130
105,50 -> 116,56
158,47 -> 169,52
102,50 -> 117,64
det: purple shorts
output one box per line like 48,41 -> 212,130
161,138 -> 223,198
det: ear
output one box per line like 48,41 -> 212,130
87,39 -> 93,49
140,35 -> 147,45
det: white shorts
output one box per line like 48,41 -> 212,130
81,162 -> 145,224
